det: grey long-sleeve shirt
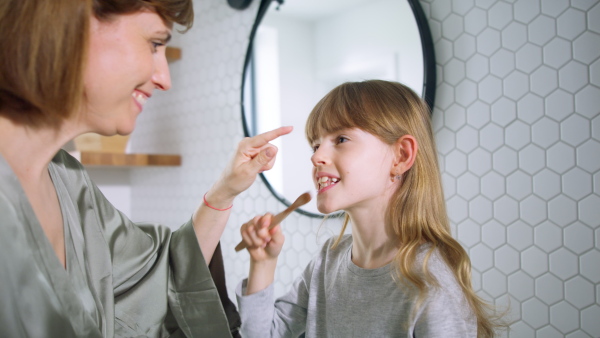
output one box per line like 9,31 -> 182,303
236,235 -> 476,337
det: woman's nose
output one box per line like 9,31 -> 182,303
152,54 -> 172,91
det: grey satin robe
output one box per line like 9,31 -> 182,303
0,150 -> 232,337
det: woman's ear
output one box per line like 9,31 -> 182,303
391,135 -> 418,176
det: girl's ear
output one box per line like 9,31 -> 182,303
391,135 -> 418,176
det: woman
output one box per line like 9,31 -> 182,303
0,0 -> 291,336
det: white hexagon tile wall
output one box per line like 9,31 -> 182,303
123,0 -> 599,337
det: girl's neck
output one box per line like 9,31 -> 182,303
348,206 -> 399,270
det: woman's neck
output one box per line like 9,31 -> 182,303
0,116 -> 76,181
347,206 -> 399,270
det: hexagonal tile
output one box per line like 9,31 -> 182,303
435,127 -> 455,155
557,8 -> 587,40
455,79 -> 478,108
522,298 -> 549,329
444,59 -> 466,86
507,170 -> 532,200
452,0 -> 474,16
457,171 -> 480,200
441,172 -> 456,197
508,271 -> 534,301
520,195 -> 547,226
510,321 -> 535,337
579,194 -> 600,228
549,248 -> 578,280
477,28 -> 502,56
535,325 -> 562,337
581,305 -> 600,338
490,49 -> 515,78
507,220 -> 534,250
431,0 -> 452,21
541,0 -> 569,16
445,104 -> 467,132
577,140 -> 600,173
488,1 -> 512,29
573,31 -> 600,64
482,219 -> 506,249
505,120 -> 530,151
517,93 -> 544,124
457,219 -> 482,247
453,34 -> 477,61
575,85 -> 600,119
503,70 -> 529,101
592,59 -> 600,87
468,148 -> 492,175
546,142 -> 575,174
480,171 -> 505,200
533,169 -> 561,200
478,75 -> 503,103
442,13 -> 464,40
455,126 -> 478,153
559,61 -> 589,94
562,167 -> 592,201
514,0 -> 540,24
494,195 -> 519,225
536,273 -> 564,305
565,276 -> 595,308
447,195 -> 469,223
565,114 -> 592,148
482,268 -> 507,298
545,89 -> 574,122
492,146 -> 518,175
522,246 -> 548,278
548,195 -> 577,227
516,43 -> 543,73
445,150 -> 468,177
466,101 -> 491,128
470,243 -> 494,271
543,37 -> 572,69
564,222 -> 594,254
532,117 -> 559,148
590,2 -> 600,33
519,144 -> 546,175
464,7 -> 487,35
480,123 -> 504,151
491,98 -> 516,127
435,38 -> 454,65
530,65 -> 558,97
580,250 -> 600,283
550,301 -> 580,334
528,15 -> 556,46
534,221 -> 563,253
501,22 -> 527,52
469,196 -> 493,223
466,53 -> 490,81
494,244 -> 520,274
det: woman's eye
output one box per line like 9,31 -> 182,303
151,41 -> 165,52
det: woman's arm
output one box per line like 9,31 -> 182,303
192,126 -> 292,263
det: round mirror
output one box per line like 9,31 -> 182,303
241,0 -> 436,217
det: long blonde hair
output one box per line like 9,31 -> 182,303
306,80 -> 503,337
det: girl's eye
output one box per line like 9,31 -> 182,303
336,136 -> 348,144
311,144 -> 320,153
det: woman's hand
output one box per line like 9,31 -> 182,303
207,126 -> 293,205
240,214 -> 285,262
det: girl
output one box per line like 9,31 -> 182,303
237,80 -> 503,337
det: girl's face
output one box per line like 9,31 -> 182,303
81,10 -> 172,135
311,128 -> 396,214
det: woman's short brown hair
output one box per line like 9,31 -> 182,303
0,0 -> 193,128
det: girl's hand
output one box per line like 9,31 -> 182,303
240,214 -> 285,262
209,126 -> 293,203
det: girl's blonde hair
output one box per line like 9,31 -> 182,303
306,80 -> 503,337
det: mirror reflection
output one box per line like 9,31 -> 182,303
243,0 -> 425,216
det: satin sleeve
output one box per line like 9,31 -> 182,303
56,150 -> 232,337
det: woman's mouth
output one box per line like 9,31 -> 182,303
132,91 -> 148,110
317,176 -> 340,192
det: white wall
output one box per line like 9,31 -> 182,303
114,0 -> 600,336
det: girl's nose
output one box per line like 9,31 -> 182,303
311,146 -> 329,167
152,54 -> 172,91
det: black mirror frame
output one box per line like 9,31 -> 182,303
240,0 -> 436,217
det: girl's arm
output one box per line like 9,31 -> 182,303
239,214 -> 285,294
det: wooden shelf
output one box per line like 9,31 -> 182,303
166,47 -> 181,62
70,151 -> 181,167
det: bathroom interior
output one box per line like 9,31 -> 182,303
82,0 -> 599,336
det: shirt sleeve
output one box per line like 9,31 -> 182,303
236,261 -> 314,338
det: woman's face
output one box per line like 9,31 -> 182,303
82,10 -> 172,136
